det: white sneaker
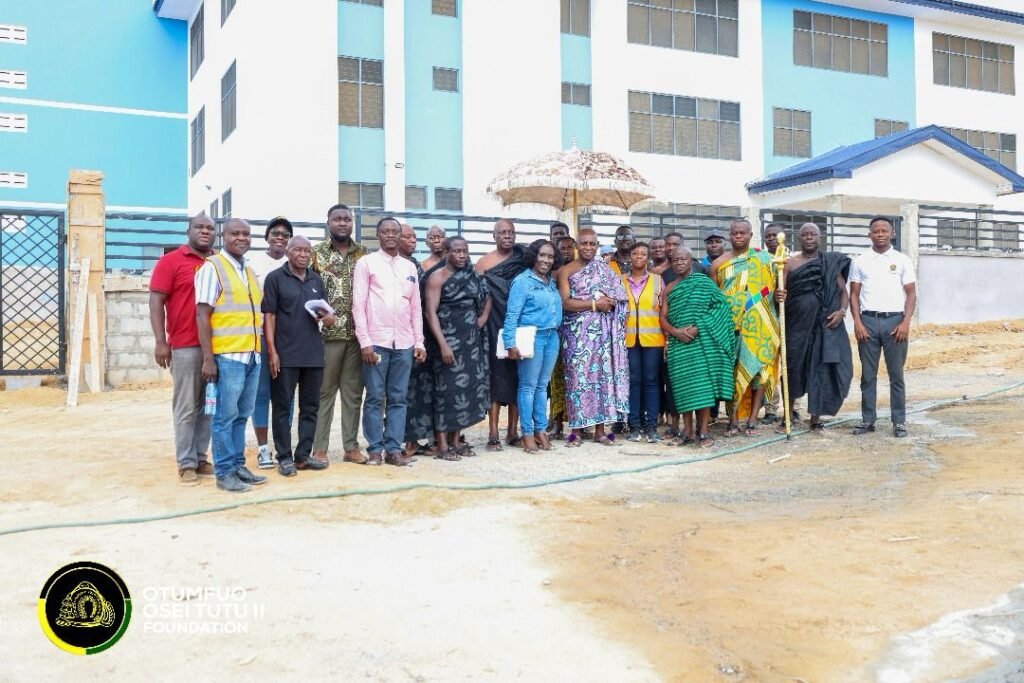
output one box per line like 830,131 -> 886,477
257,445 -> 275,469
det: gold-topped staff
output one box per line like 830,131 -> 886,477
773,235 -> 791,438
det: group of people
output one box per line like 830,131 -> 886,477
150,205 -> 917,494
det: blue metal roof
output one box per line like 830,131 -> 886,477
747,125 -> 1024,194
890,1 -> 1024,26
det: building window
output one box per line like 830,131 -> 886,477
933,32 -> 1015,95
432,0 -> 456,17
191,108 -> 206,176
627,0 -> 738,58
942,126 -> 1016,170
628,90 -> 741,161
435,188 -> 463,211
405,186 -> 427,210
221,0 -> 236,24
874,118 -> 908,138
341,0 -> 383,5
190,4 -> 205,80
650,202 -> 741,231
221,61 -> 237,141
561,0 -> 590,37
561,82 -> 591,106
338,57 -> 383,128
0,171 -> 28,188
208,199 -> 219,220
0,70 -> 27,90
793,10 -> 887,77
0,113 -> 27,133
0,24 -> 27,45
338,182 -> 384,208
773,107 -> 811,158
221,189 -> 232,218
432,67 -> 459,93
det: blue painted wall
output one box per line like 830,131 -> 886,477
0,0 -> 187,207
560,33 -> 592,150
762,0 -> 916,173
338,0 -> 385,184
404,0 -> 462,211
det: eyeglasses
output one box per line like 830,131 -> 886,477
269,231 -> 291,238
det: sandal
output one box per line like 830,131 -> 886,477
810,421 -> 825,432
698,433 -> 715,448
506,435 -> 522,447
667,435 -> 693,446
565,433 -> 582,448
724,423 -> 741,437
455,443 -> 477,457
486,438 -> 503,452
414,442 -> 437,456
594,433 -> 617,447
434,449 -> 461,461
744,422 -> 760,436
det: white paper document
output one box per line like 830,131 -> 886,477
495,326 -> 537,359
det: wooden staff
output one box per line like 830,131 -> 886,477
773,238 -> 791,438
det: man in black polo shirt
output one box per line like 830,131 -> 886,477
263,236 -> 334,476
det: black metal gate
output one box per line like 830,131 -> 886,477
758,208 -> 902,253
0,210 -> 65,375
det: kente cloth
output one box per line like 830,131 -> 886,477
717,249 -> 779,420
482,244 -> 528,405
664,273 -> 736,413
560,259 -> 630,429
405,260 -> 436,442
430,265 -> 491,432
785,251 -> 853,417
549,355 -> 567,422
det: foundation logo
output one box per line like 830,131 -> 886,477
38,561 -> 131,655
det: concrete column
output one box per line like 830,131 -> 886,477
900,202 -> 920,325
743,206 -> 762,247
66,170 -> 106,390
383,0 -> 406,211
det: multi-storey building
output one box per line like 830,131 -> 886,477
0,0 -> 187,213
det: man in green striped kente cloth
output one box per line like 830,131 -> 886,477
660,247 -> 736,448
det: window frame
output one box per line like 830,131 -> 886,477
561,82 -> 592,106
942,125 -> 1016,170
432,67 -> 460,93
561,0 -> 590,37
338,56 -> 384,129
190,3 -> 205,80
338,181 -> 385,209
431,0 -> 457,18
405,186 -> 428,210
221,189 -> 233,218
932,32 -> 1015,95
793,10 -> 888,77
874,118 -> 908,138
772,107 -> 812,159
626,0 -> 739,58
191,107 -> 206,177
434,187 -> 463,212
628,89 -> 742,161
221,61 -> 237,141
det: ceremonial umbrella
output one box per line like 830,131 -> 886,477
486,144 -> 656,236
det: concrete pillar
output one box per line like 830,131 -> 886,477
743,206 -> 762,248
383,0 -> 406,212
66,170 -> 106,390
900,202 -> 920,325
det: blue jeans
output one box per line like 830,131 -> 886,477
628,345 -> 661,430
517,328 -> 560,434
361,346 -> 413,455
253,344 -> 270,429
212,355 -> 260,479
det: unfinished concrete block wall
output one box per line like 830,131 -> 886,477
104,275 -> 168,388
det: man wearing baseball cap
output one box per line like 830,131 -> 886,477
700,229 -> 726,269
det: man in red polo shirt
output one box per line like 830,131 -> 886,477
149,214 -> 216,485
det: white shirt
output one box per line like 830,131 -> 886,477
849,247 -> 916,313
248,250 -> 287,290
195,252 -> 261,364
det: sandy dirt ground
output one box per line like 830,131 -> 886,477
0,322 -> 1022,681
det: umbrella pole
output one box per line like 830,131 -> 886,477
572,189 -> 579,238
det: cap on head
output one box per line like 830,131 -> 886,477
704,229 -> 726,242
266,216 -> 294,239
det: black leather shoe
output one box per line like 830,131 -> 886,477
385,452 -> 412,467
235,466 -> 267,485
367,452 -> 383,466
852,422 -> 875,435
278,458 -> 297,477
216,472 -> 251,493
893,423 -> 908,438
295,458 -> 328,471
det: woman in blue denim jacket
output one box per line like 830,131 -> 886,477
503,239 -> 563,453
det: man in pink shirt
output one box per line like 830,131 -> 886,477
352,217 -> 427,466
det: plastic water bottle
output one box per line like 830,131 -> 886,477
204,383 -> 218,416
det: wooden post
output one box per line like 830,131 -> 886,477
66,170 -> 106,391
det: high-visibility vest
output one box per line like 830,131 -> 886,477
623,273 -> 665,348
208,252 -> 262,355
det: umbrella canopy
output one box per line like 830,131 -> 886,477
486,146 -> 655,212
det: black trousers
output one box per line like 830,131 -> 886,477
271,366 -> 324,463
